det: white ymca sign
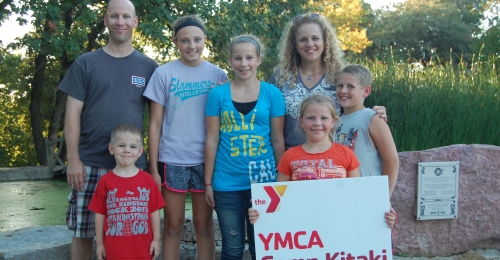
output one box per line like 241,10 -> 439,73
251,176 -> 392,260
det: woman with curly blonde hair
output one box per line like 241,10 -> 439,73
269,13 -> 386,149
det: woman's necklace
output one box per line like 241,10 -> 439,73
300,67 -> 324,81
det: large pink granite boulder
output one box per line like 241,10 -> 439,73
392,144 -> 500,257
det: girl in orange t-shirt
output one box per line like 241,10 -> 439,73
249,94 -> 396,228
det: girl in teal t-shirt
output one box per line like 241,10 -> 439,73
205,34 -> 285,259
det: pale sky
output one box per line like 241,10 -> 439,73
0,0 -> 405,47
0,15 -> 31,47
365,0 -> 405,10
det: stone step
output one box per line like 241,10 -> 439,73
0,167 -> 56,182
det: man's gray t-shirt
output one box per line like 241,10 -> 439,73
58,48 -> 158,169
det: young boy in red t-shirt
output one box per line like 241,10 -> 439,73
89,125 -> 165,260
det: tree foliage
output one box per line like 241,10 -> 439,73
205,0 -> 306,79
310,0 -> 372,54
0,0 -> 15,25
472,0 -> 500,68
0,48 -> 37,166
366,0 -> 490,62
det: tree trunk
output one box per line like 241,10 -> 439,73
30,12 -> 56,166
52,5 -> 77,163
49,89 -> 67,161
48,90 -> 67,140
52,50 -> 72,163
30,53 -> 47,166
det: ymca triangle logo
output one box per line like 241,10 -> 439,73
263,185 -> 288,213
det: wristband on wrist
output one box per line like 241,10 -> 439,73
205,183 -> 212,187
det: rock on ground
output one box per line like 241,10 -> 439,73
393,144 -> 500,257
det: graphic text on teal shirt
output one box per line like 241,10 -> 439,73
220,109 -> 268,157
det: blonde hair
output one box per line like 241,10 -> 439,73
336,64 -> 373,87
229,34 -> 265,58
110,124 -> 143,147
274,13 -> 346,88
299,94 -> 340,141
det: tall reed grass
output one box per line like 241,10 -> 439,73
359,56 -> 499,152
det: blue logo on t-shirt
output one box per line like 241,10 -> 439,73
169,78 -> 214,109
131,76 -> 146,87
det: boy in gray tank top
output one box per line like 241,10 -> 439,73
334,64 -> 399,197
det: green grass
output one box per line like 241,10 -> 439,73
358,56 -> 499,152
